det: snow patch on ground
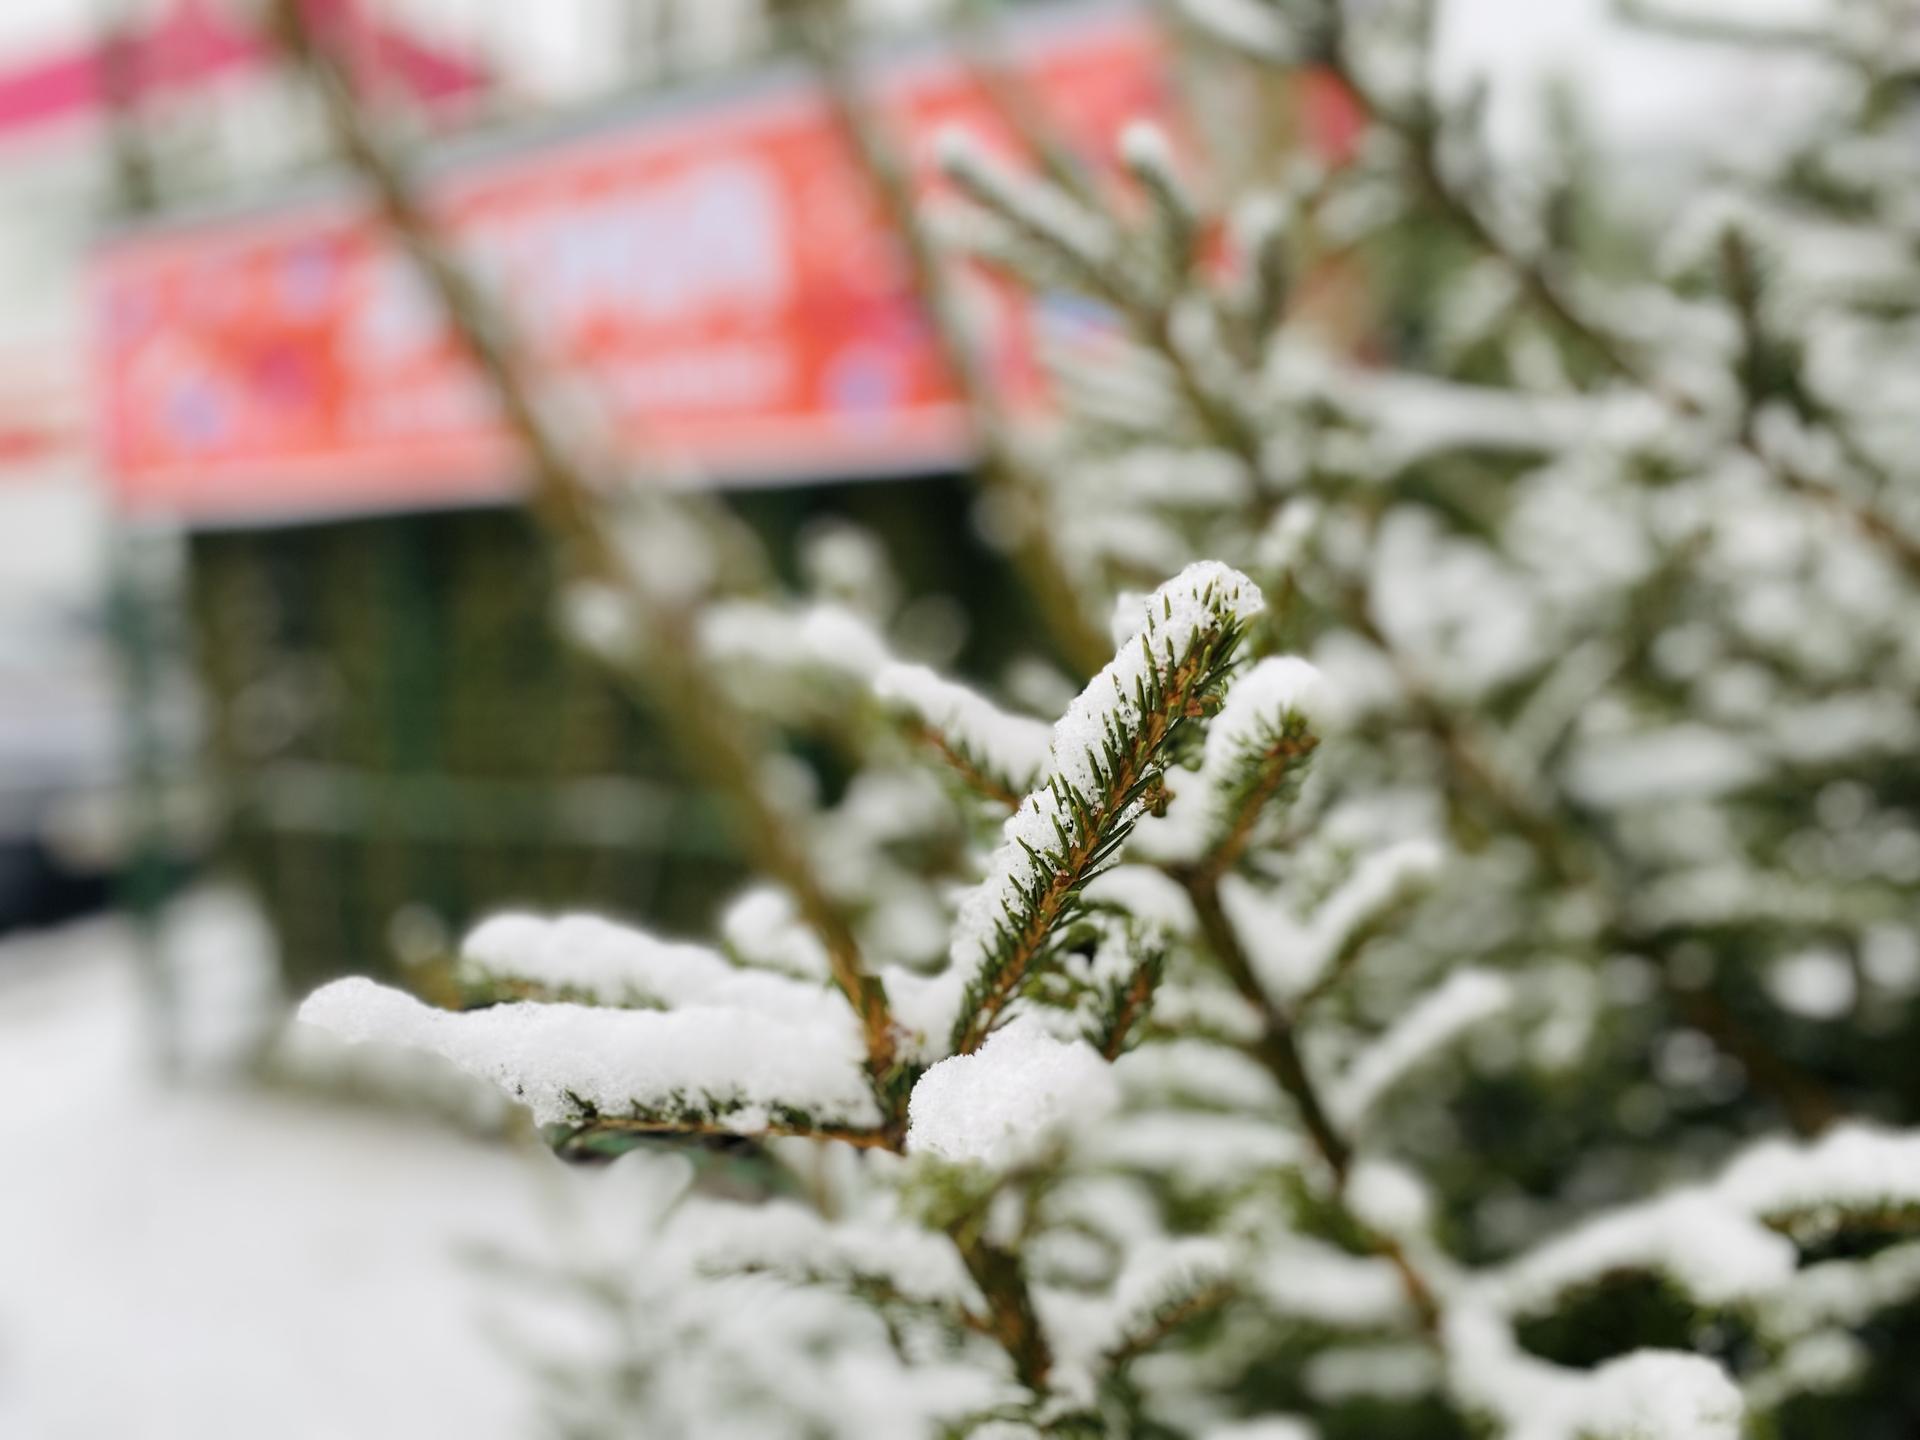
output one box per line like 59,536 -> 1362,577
0,908 -> 547,1440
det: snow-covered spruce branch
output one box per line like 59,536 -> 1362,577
300,977 -> 885,1140
1181,655 -> 1329,880
927,562 -> 1264,1058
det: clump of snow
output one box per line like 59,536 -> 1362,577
1304,1343 -> 1440,1404
1133,656 -> 1332,864
1765,947 -> 1857,1021
674,1197 -> 980,1311
874,661 -> 1053,795
1119,119 -> 1179,180
1200,1419 -> 1318,1440
699,600 -> 892,684
1085,1112 -> 1304,1190
1211,657 -> 1331,752
1763,1241 -> 1920,1342
907,1021 -> 1120,1168
1112,1040 -> 1280,1111
299,978 -> 880,1132
936,126 -> 1116,271
1052,1236 -> 1234,1369
1347,1158 -> 1435,1239
1081,864 -> 1198,936
1107,590 -> 1150,648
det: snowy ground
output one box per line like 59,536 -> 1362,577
0,899 -> 555,1440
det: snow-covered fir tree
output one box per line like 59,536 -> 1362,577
293,0 -> 1920,1434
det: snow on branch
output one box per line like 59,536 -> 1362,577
907,562 -> 1265,1057
1716,1124 -> 1920,1234
1173,0 -> 1311,63
461,913 -> 852,1033
1478,1125 -> 1920,1322
1329,968 -> 1512,1128
698,599 -> 894,687
1120,120 -> 1199,286
1253,1237 -> 1420,1332
678,1196 -> 983,1317
1444,1304 -> 1744,1440
298,977 -> 882,1136
720,885 -> 832,981
1088,1237 -> 1237,1368
874,661 -> 1053,807
1189,656 -> 1329,874
1222,838 -> 1445,1005
1483,1192 -> 1796,1318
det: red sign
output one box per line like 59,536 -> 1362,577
93,7 -> 1169,521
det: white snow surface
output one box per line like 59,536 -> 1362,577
1716,1124 -> 1920,1223
0,911 -> 548,1440
300,977 -> 881,1131
907,1020 -> 1119,1168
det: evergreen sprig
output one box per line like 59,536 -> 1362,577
1197,708 -> 1322,881
948,570 -> 1261,1055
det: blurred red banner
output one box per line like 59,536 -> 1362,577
92,8 -> 1173,522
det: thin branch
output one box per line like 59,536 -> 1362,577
1194,731 -> 1319,884
952,1227 -> 1053,1390
1179,865 -> 1442,1333
551,1115 -> 904,1157
952,624 -> 1245,1055
1097,953 -> 1161,1061
795,5 -> 1111,678
1180,869 -> 1350,1178
1104,1278 -> 1237,1367
271,0 -> 904,1109
901,718 -> 1026,811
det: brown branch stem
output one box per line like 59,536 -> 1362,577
1179,865 -> 1441,1334
952,1228 -> 1053,1391
797,7 -> 1111,678
272,0 -> 903,1102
